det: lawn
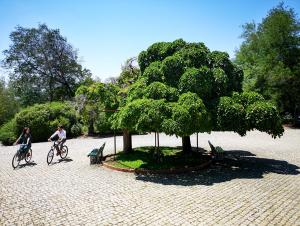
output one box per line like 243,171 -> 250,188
110,146 -> 210,170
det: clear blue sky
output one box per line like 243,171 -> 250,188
0,0 -> 299,80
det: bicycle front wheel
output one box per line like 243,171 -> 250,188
12,153 -> 20,169
47,148 -> 54,165
25,149 -> 32,163
60,145 -> 68,159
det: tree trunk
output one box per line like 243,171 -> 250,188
49,76 -> 53,102
88,119 -> 94,135
123,129 -> 132,153
196,133 -> 199,151
182,136 -> 192,153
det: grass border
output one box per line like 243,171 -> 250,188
102,158 -> 212,175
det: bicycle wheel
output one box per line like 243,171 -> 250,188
25,149 -> 32,163
12,153 -> 20,169
60,145 -> 68,159
47,148 -> 54,165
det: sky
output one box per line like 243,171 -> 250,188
0,0 -> 299,80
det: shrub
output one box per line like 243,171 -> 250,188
282,113 -> 294,124
94,111 -> 112,134
0,119 -> 17,145
70,123 -> 83,137
0,101 -> 80,145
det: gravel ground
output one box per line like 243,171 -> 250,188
0,128 -> 300,225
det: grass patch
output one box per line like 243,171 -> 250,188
111,146 -> 209,170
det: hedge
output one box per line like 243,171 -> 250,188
0,102 -> 82,145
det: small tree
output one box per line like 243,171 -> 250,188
116,58 -> 141,153
75,82 -> 119,135
114,39 -> 283,153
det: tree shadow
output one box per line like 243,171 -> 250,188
115,146 -> 209,170
135,150 -> 300,186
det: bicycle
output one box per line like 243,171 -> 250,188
47,140 -> 68,165
12,146 -> 32,169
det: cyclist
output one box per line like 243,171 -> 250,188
48,125 -> 66,155
14,127 -> 32,159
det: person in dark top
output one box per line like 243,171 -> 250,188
14,127 -> 32,155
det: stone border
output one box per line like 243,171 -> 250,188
102,159 -> 212,175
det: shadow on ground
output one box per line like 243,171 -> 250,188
135,150 -> 300,186
16,161 -> 37,169
49,158 -> 73,166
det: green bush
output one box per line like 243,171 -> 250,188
70,123 -> 83,137
0,102 -> 80,145
0,119 -> 17,145
94,111 -> 112,134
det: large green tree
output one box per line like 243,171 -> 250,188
113,39 -> 283,153
2,24 -> 88,106
235,3 -> 300,115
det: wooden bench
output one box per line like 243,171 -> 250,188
87,142 -> 106,164
208,140 -> 224,160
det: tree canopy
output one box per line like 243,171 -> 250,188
75,81 -> 119,135
113,39 -> 283,152
235,3 -> 300,115
2,24 -> 89,106
0,78 -> 19,126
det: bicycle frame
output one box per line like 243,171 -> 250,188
51,140 -> 63,149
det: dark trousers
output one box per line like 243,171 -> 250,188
56,138 -> 66,152
19,144 -> 30,153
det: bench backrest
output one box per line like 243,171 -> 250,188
97,142 -> 106,157
208,140 -> 217,154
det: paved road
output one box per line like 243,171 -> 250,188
0,128 -> 300,226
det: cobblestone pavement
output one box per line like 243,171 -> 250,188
1,128 -> 300,226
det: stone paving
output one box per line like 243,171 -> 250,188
0,128 -> 300,226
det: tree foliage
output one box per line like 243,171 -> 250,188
217,92 -> 283,137
162,92 -> 210,137
113,39 -> 283,153
235,3 -> 300,115
0,119 -> 18,145
0,78 -> 19,126
75,81 -> 119,134
0,102 -> 81,145
117,57 -> 140,88
2,24 -> 88,106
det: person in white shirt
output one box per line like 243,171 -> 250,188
48,125 -> 66,155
